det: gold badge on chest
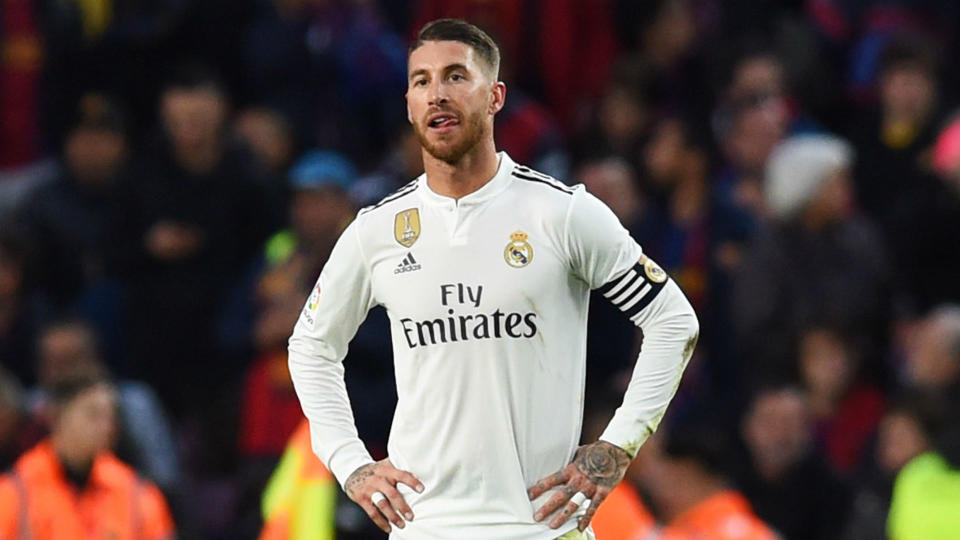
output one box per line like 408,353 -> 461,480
394,208 -> 421,247
504,230 -> 533,268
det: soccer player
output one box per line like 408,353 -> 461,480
288,18 -> 699,539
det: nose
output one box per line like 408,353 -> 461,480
427,79 -> 448,107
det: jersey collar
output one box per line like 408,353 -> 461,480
418,151 -> 515,207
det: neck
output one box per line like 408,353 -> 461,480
52,435 -> 94,475
422,138 -> 499,200
176,141 -> 222,175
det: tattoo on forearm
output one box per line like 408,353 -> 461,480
575,442 -> 630,487
345,463 -> 375,497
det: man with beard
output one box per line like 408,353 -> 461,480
288,19 -> 699,540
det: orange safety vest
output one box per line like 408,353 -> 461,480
591,482 -> 658,540
0,440 -> 175,540
659,490 -> 779,540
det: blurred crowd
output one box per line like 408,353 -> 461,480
2,0 -> 960,538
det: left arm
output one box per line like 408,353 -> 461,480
528,188 -> 699,532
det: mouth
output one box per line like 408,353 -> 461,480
427,112 -> 460,131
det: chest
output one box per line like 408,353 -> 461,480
368,203 -> 570,321
24,482 -> 139,540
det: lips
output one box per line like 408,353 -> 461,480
427,112 -> 460,130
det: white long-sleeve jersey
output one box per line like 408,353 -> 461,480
288,152 -> 698,540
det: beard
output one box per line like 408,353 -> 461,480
413,107 -> 487,164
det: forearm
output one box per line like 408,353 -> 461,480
599,280 -> 699,457
288,343 -> 374,486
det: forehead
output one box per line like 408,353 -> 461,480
408,40 -> 483,74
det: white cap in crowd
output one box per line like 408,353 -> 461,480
765,133 -> 853,219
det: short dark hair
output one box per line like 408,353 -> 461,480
662,424 -> 731,478
410,18 -> 500,79
879,33 -> 938,77
48,365 -> 112,409
162,63 -> 227,97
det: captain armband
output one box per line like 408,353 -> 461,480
596,256 -> 670,324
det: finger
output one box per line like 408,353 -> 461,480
528,469 -> 570,500
390,467 -> 426,494
549,498 -> 586,529
374,491 -> 406,530
533,482 -> 577,522
577,487 -> 611,532
382,482 -> 416,522
360,500 -> 392,533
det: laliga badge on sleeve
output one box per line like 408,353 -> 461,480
302,280 -> 322,328
643,256 -> 667,283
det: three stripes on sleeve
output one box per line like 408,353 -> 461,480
596,260 -> 668,324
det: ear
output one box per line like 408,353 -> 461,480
489,81 -> 507,115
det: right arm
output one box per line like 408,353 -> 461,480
287,218 -> 422,533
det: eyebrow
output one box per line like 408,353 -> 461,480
408,63 -> 470,80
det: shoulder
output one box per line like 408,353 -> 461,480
504,162 -> 583,232
357,177 -> 421,219
507,162 -> 577,198
96,452 -> 141,487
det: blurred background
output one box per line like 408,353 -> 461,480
1,0 -> 960,538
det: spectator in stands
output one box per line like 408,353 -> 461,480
888,112 -> 960,310
640,426 -> 778,540
711,47 -> 793,222
16,93 -> 127,329
0,227 -> 39,386
29,318 -> 180,495
258,420 -> 337,540
234,107 -> 296,179
637,116 -> 755,423
886,387 -> 960,539
233,105 -> 297,239
798,326 -> 885,475
902,305 -> 960,394
242,0 -> 407,161
239,150 -> 359,461
112,65 -> 275,416
0,369 -> 175,539
736,384 -> 851,540
844,393 -> 933,540
849,34 -> 949,314
571,59 -> 652,170
0,367 -> 43,470
850,33 -> 941,228
351,128 -> 423,206
733,134 -> 890,382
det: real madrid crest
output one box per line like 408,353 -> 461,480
394,208 -> 421,247
504,230 -> 533,268
643,256 -> 667,283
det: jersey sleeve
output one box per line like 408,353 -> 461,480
565,187 -> 643,289
288,218 -> 377,486
565,187 -> 699,457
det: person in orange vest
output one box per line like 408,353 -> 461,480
590,480 -> 658,540
641,426 -> 780,540
0,370 -> 175,540
259,420 -> 337,540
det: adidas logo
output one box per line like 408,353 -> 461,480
394,252 -> 422,274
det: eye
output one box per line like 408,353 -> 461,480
450,73 -> 465,82
413,78 -> 427,87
